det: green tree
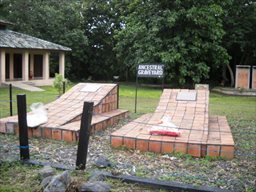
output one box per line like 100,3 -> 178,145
0,0 -> 122,81
222,0 -> 256,86
0,0 -> 88,80
53,73 -> 68,96
1,0 -> 255,86
81,0 -> 122,80
114,0 -> 231,85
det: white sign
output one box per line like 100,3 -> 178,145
137,64 -> 164,78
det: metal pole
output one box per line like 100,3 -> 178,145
117,83 -> 119,109
9,84 -> 13,116
76,102 -> 94,170
17,94 -> 30,160
162,64 -> 165,91
135,75 -> 138,113
162,73 -> 165,91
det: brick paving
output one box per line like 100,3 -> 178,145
0,83 -> 128,141
111,88 -> 235,159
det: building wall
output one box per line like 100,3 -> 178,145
0,48 -> 65,86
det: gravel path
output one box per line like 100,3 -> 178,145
0,118 -> 255,192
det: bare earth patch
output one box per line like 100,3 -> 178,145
0,117 -> 255,192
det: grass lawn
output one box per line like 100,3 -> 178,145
119,85 -> 256,160
0,83 -> 255,156
1,83 -> 255,120
0,83 -> 255,191
119,84 -> 162,118
119,84 -> 256,121
0,85 -> 70,118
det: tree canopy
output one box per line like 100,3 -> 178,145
114,0 -> 232,84
0,0 -> 255,86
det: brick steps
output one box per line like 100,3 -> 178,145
0,83 -> 129,142
110,88 -> 235,159
12,109 -> 128,142
61,109 -> 128,134
42,83 -> 118,128
110,114 -> 234,159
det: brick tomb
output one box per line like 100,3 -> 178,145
111,87 -> 234,159
0,83 -> 128,142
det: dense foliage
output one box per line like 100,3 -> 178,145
114,1 -> 230,84
222,0 -> 256,86
0,0 -> 255,85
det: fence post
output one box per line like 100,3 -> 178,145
76,101 -> 94,170
113,76 -> 119,109
9,84 -> 13,116
17,94 -> 30,160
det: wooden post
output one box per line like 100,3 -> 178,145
135,75 -> 138,113
76,102 -> 94,170
17,94 -> 30,160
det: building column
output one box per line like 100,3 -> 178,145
59,52 -> 65,78
22,51 -> 29,81
0,50 -> 6,84
9,53 -> 14,80
43,52 -> 50,80
29,53 -> 34,79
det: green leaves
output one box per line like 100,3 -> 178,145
114,0 -> 231,85
53,73 -> 70,96
0,0 -> 254,85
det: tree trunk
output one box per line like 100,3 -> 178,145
222,64 -> 228,85
125,67 -> 129,81
227,63 -> 235,87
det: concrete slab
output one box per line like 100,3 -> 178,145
176,91 -> 197,101
80,84 -> 102,92
3,82 -> 44,92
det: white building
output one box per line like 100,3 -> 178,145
0,20 -> 71,86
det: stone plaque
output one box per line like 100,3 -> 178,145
176,91 -> 197,101
80,84 -> 102,92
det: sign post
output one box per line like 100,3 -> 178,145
135,63 -> 165,113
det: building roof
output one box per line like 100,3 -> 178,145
0,29 -> 71,51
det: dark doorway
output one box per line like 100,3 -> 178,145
5,53 -> 10,79
14,54 -> 22,79
34,54 -> 43,78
